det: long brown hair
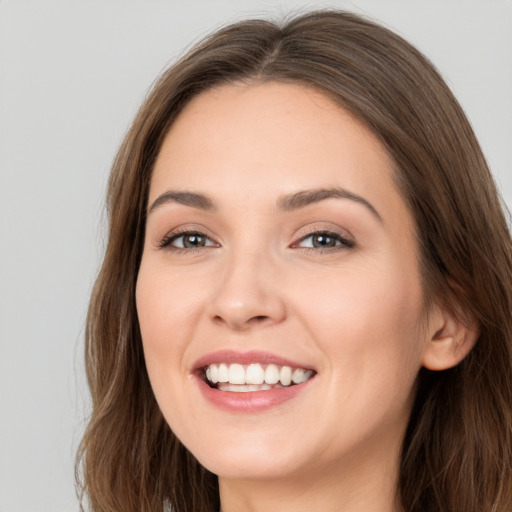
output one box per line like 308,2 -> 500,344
76,10 -> 512,512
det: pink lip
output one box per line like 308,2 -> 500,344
192,350 -> 316,413
192,349 -> 315,371
195,375 -> 314,413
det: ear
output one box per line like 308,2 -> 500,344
421,305 -> 480,371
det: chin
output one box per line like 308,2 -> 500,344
197,450 -> 304,481
178,426 -> 323,481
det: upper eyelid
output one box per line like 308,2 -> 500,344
297,231 -> 346,241
158,229 -> 353,250
169,228 -> 214,239
292,224 -> 354,243
157,224 -> 219,242
292,230 -> 354,248
155,222 -> 355,247
159,229 -> 218,247
296,228 -> 349,238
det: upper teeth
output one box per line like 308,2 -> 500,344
205,363 -> 313,387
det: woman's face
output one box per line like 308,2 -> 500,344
136,82 -> 431,482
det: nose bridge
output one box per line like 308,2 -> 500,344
209,236 -> 286,330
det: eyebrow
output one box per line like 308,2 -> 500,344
147,187 -> 381,222
148,191 -> 216,214
277,187 -> 382,222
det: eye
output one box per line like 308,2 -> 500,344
158,230 -> 217,250
294,230 -> 354,250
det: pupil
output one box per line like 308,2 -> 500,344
313,234 -> 335,247
184,234 -> 204,248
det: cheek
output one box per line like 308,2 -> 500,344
293,255 -> 426,382
135,260 -> 203,428
304,268 -> 425,440
136,260 -> 193,393
136,260 -> 205,349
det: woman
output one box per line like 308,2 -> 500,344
76,10 -> 512,512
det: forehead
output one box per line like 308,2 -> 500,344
150,82 -> 405,223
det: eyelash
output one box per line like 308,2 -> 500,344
157,229 -> 217,253
158,228 -> 355,254
293,230 -> 355,251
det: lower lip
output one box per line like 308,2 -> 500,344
195,376 -> 314,413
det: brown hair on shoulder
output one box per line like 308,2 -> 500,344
76,10 -> 512,512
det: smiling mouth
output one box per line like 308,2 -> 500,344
203,362 -> 315,393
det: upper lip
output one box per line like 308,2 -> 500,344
192,349 -> 316,371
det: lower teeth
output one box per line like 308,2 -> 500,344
216,383 -> 286,392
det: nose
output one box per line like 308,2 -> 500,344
208,249 -> 287,331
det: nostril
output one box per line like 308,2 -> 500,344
211,313 -> 271,329
212,315 -> 224,325
246,315 -> 272,326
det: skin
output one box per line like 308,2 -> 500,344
136,82 -> 473,512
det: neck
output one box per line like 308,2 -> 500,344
218,439 -> 404,512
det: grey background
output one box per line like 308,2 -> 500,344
1,1 -> 510,510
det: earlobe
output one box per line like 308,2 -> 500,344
421,307 -> 480,371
